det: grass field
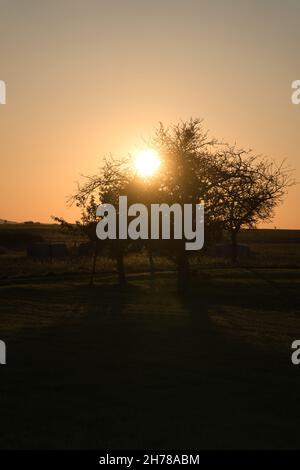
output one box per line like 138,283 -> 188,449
1,224 -> 300,449
1,225 -> 300,281
1,265 -> 300,449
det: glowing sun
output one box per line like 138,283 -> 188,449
134,148 -> 161,177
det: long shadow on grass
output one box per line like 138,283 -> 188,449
1,275 -> 300,449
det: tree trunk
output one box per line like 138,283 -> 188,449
89,241 -> 98,286
177,242 -> 189,294
147,243 -> 155,278
231,230 -> 238,264
115,246 -> 126,286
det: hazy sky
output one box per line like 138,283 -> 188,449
1,0 -> 300,227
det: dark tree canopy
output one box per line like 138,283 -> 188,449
55,118 -> 295,289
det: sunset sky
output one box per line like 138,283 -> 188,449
1,0 -> 300,227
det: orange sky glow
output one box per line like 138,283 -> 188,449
1,0 -> 300,228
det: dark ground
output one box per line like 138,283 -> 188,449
1,267 -> 300,449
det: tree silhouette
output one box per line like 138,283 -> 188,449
210,146 -> 295,262
70,157 -> 133,285
60,117 -> 295,289
153,118 -> 218,292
